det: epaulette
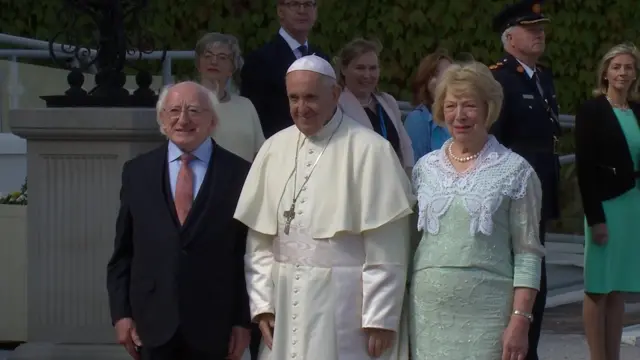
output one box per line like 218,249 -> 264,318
488,61 -> 505,71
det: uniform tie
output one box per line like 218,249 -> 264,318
175,153 -> 195,225
532,71 -> 545,98
532,70 -> 560,130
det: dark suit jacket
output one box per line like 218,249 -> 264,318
490,53 -> 562,222
106,140 -> 251,355
240,33 -> 330,138
575,95 -> 640,226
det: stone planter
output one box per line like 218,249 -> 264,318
0,204 -> 27,341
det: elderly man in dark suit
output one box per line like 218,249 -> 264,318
240,0 -> 330,138
106,81 -> 251,360
489,1 -> 560,360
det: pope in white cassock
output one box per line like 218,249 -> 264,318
233,54 -> 416,360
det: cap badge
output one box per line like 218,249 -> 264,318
532,3 -> 541,14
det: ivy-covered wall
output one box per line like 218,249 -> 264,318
3,0 -> 639,112
2,0 -> 639,233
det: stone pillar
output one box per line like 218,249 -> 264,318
8,108 -> 163,359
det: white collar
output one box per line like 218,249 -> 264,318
300,107 -> 343,143
516,59 -> 535,78
279,27 -> 308,52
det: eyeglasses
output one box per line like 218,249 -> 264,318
202,53 -> 232,62
164,107 -> 209,119
280,1 -> 316,10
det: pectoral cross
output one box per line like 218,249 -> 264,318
283,203 -> 296,235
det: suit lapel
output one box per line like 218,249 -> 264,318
339,90 -> 372,129
182,142 -> 232,247
631,102 -> 640,128
308,44 -> 322,56
274,34 -> 297,70
152,143 -> 180,229
375,94 -> 400,129
504,54 -> 561,133
505,54 -> 546,107
180,143 -> 214,233
598,95 -> 635,159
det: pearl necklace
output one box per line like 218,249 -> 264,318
447,142 -> 481,163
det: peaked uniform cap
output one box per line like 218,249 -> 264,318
492,0 -> 550,33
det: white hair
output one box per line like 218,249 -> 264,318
321,75 -> 338,88
501,26 -> 515,48
156,81 -> 220,135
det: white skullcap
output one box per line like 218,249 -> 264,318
286,54 -> 336,79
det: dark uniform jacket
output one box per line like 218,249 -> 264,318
490,53 -> 562,221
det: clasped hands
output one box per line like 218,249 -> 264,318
257,313 -> 395,358
114,317 -> 250,360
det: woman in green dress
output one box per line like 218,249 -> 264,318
409,62 -> 544,360
575,43 -> 640,360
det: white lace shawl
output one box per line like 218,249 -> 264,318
412,136 -> 537,236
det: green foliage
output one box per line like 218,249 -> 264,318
0,177 -> 27,205
3,0 -> 639,231
2,0 -> 638,112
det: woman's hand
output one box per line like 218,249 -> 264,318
502,315 -> 530,360
590,223 -> 608,245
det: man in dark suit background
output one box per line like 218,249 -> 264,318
240,0 -> 330,138
107,81 -> 251,360
489,1 -> 561,360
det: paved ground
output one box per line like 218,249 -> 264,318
0,349 -> 13,360
1,261 -> 634,360
544,301 -> 640,334
547,263 -> 583,292
538,333 -> 640,360
538,299 -> 640,359
2,337 -> 640,360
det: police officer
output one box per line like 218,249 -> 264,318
489,1 -> 561,360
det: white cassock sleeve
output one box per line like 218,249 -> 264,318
244,229 -> 275,321
361,217 -> 410,331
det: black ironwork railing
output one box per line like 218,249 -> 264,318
41,0 -> 166,107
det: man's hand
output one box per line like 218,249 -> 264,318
115,317 -> 142,359
256,313 -> 276,350
227,326 -> 251,360
363,328 -> 395,358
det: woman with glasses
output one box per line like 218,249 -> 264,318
195,32 -> 265,162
